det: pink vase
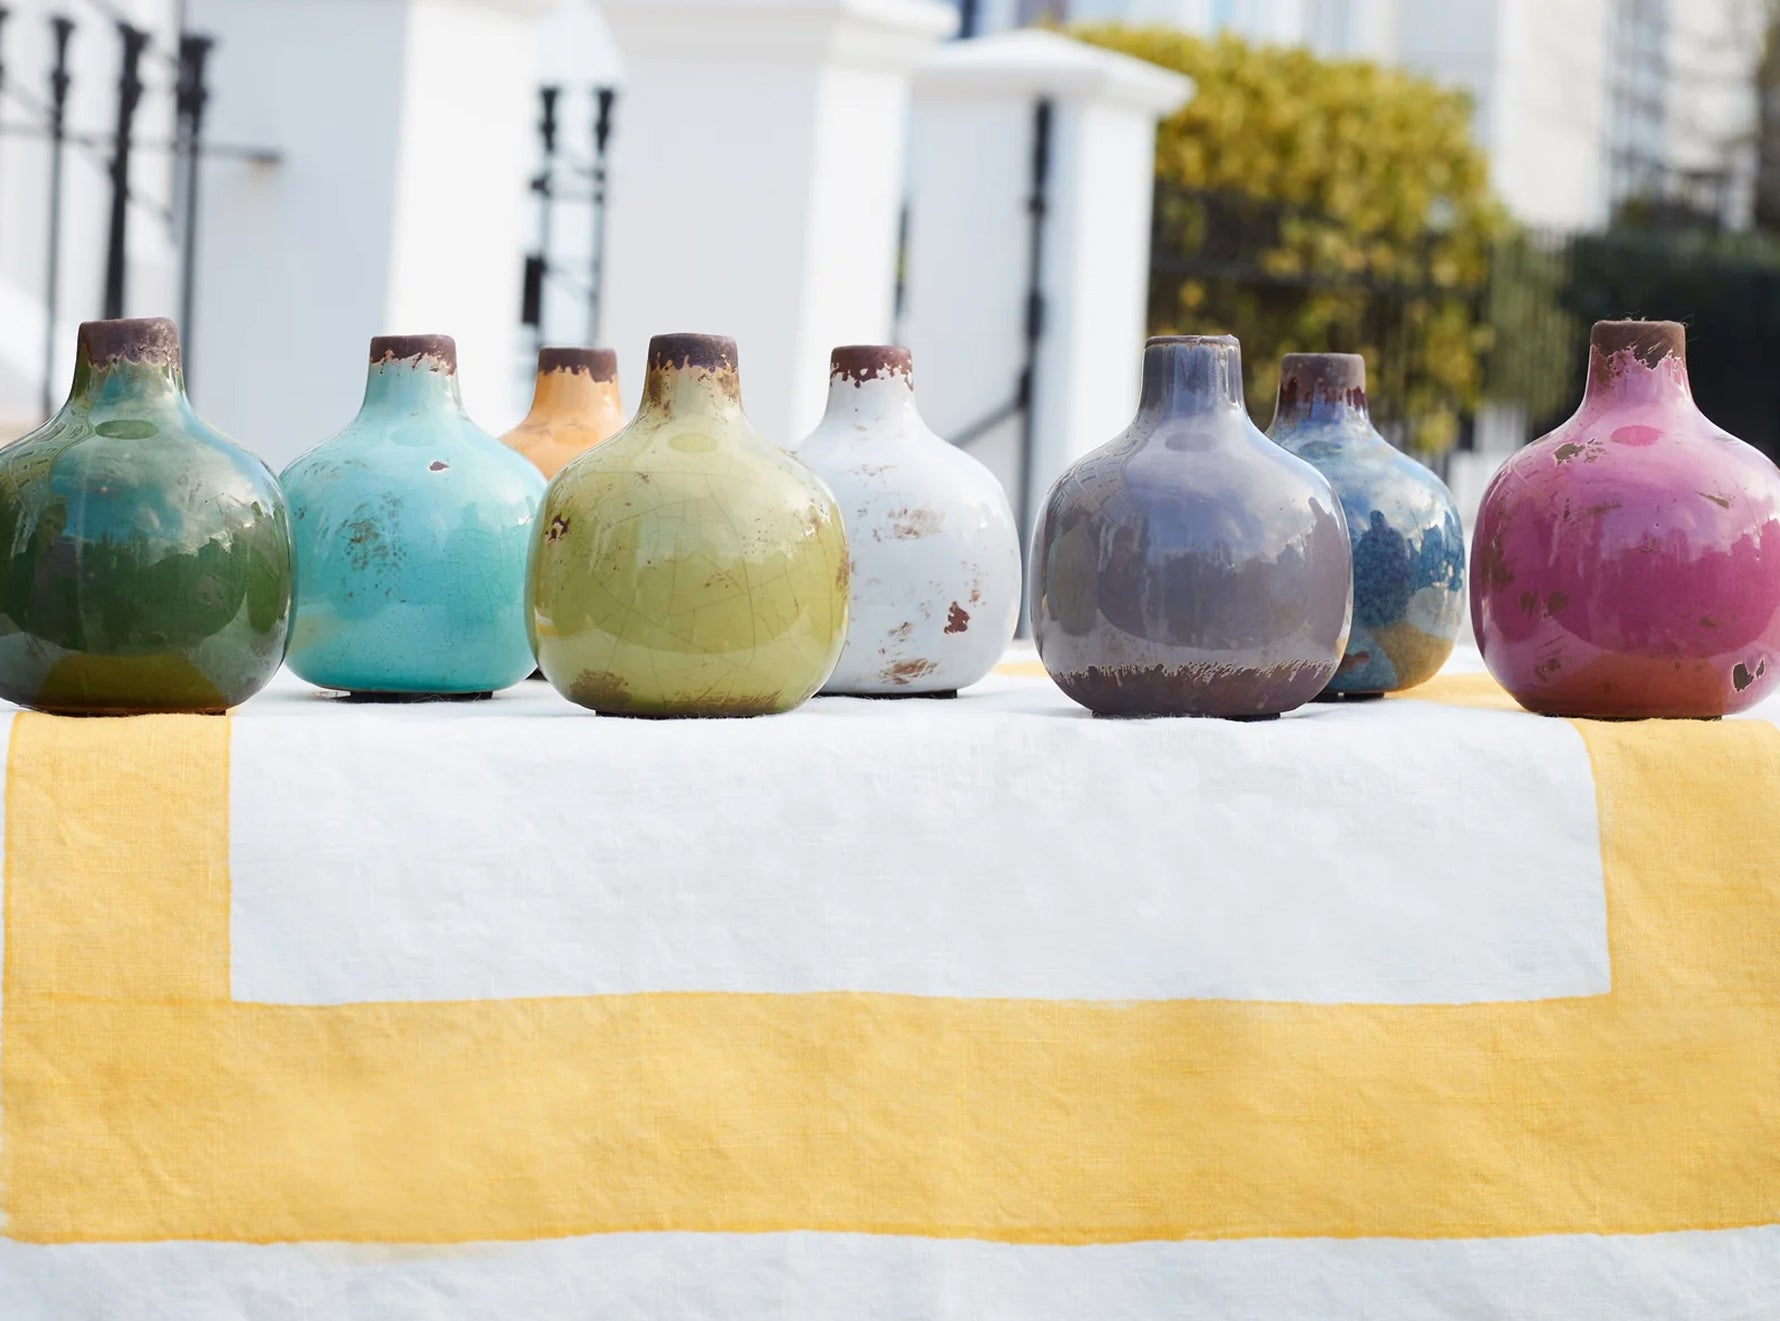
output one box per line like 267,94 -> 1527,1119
1471,319 -> 1780,717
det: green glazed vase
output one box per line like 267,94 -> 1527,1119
0,318 -> 292,714
529,332 -> 849,716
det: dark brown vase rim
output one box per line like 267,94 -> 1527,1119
370,334 -> 457,372
79,317 -> 180,370
647,333 -> 737,375
830,345 -> 912,384
538,347 -> 618,381
1277,352 -> 1368,412
1591,319 -> 1685,368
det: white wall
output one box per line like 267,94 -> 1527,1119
382,1 -> 539,434
596,1 -> 953,448
182,0 -> 409,467
901,96 -> 1033,493
902,30 -> 1189,545
183,0 -> 542,471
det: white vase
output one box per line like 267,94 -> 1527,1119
795,346 -> 1021,695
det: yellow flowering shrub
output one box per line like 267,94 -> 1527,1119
1070,24 -> 1506,454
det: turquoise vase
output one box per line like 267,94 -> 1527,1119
281,335 -> 545,698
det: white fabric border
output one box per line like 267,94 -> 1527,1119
2,1228 -> 1775,1321
226,670 -> 1609,1005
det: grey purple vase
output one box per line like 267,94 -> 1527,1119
1030,334 -> 1353,718
1267,353 -> 1464,695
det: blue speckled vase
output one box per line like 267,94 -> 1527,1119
1267,353 -> 1464,695
281,334 -> 545,698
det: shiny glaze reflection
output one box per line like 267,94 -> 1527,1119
281,336 -> 545,697
1267,353 -> 1464,694
1471,319 -> 1780,717
528,333 -> 848,716
0,318 -> 291,714
1030,335 -> 1352,717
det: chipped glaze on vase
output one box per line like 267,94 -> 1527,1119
1267,353 -> 1464,695
1030,334 -> 1352,718
794,346 -> 1020,696
502,347 -> 626,478
281,335 -> 545,698
529,333 -> 848,717
1471,319 -> 1780,718
0,318 -> 291,714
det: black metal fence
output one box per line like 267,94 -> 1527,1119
0,6 -> 275,408
520,83 -> 618,356
1148,182 -> 1483,466
1496,227 -> 1780,458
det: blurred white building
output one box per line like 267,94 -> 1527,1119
0,0 -> 1765,524
964,0 -> 1766,233
0,0 -> 1186,533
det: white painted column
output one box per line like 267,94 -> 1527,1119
901,30 -> 1191,548
184,0 -> 549,471
597,0 -> 956,447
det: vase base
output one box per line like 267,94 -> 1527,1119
339,690 -> 493,703
593,708 -> 770,720
35,705 -> 228,718
1315,689 -> 1385,703
1091,709 -> 1281,722
838,689 -> 959,701
1535,708 -> 1723,723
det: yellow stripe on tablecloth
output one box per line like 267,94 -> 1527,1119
3,713 -> 231,1003
5,689 -> 1780,1244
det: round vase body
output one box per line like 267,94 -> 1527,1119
502,347 -> 626,478
281,335 -> 545,697
1030,335 -> 1352,718
794,346 -> 1020,695
1471,319 -> 1780,718
1267,353 -> 1464,694
530,333 -> 849,716
0,318 -> 292,714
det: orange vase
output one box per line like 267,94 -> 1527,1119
502,347 -> 625,478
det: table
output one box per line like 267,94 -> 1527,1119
2,650 -> 1777,1319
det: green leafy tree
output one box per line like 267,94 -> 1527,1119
1070,24 -> 1506,454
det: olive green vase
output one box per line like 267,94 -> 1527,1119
0,318 -> 292,714
528,332 -> 848,716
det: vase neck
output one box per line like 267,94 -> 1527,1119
821,346 -> 919,428
1138,336 -> 1246,419
68,316 -> 187,412
71,358 -> 187,411
360,335 -> 465,418
1579,320 -> 1693,414
524,348 -> 621,425
1270,352 -> 1370,430
638,333 -> 743,423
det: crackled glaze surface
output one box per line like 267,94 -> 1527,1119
1268,353 -> 1464,695
0,318 -> 291,714
794,346 -> 1019,695
1471,319 -> 1780,718
281,336 -> 545,697
529,333 -> 848,717
1030,335 -> 1352,718
502,347 -> 626,478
